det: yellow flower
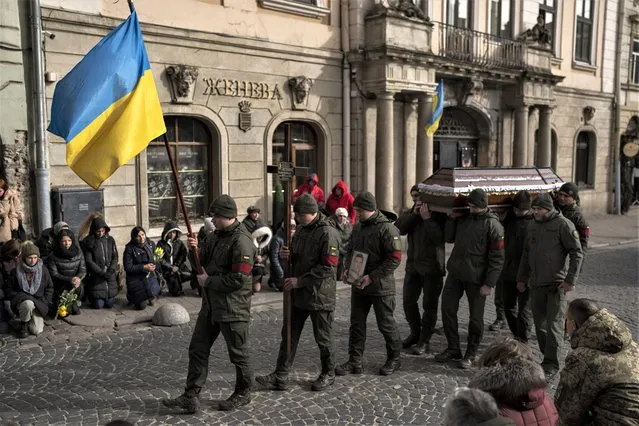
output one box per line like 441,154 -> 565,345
58,306 -> 68,318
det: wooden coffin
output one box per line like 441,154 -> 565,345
419,167 -> 564,214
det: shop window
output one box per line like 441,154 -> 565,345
147,117 -> 212,226
575,131 -> 596,187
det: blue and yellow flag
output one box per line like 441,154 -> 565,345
425,80 -> 444,137
48,9 -> 165,190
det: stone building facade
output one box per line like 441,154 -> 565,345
2,0 -> 639,247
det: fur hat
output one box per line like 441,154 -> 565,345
532,193 -> 554,211
209,195 -> 238,218
294,194 -> 319,214
353,192 -> 377,212
335,207 -> 348,217
512,191 -> 532,210
559,182 -> 579,199
467,188 -> 488,209
20,241 -> 40,259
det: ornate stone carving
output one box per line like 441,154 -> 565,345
289,76 -> 313,110
518,14 -> 552,46
370,0 -> 428,21
238,100 -> 252,132
582,106 -> 596,124
166,65 -> 199,104
461,77 -> 483,104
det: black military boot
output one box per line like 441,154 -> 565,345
488,318 -> 506,331
410,341 -> 430,355
255,372 -> 288,391
218,390 -> 251,411
17,322 -> 29,339
459,352 -> 477,370
379,357 -> 401,376
334,359 -> 363,376
311,372 -> 335,391
162,392 -> 200,414
401,334 -> 419,349
434,348 -> 463,363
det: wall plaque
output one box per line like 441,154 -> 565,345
238,100 -> 252,132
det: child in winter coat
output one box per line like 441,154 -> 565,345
47,229 -> 85,315
81,217 -> 119,309
123,226 -> 161,310
6,241 -> 54,337
157,220 -> 188,297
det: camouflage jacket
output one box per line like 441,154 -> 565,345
555,309 -> 639,425
193,220 -> 255,322
290,213 -> 340,311
445,210 -> 505,287
346,211 -> 402,296
517,209 -> 583,287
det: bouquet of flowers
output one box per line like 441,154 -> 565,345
147,246 -> 165,278
56,289 -> 79,318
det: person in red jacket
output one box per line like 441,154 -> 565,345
469,337 -> 559,426
293,173 -> 325,208
325,181 -> 355,224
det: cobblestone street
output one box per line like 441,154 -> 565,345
1,243 -> 637,425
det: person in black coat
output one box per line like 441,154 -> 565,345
157,220 -> 188,297
35,221 -> 69,264
123,226 -> 161,310
47,229 -> 86,315
6,241 -> 54,338
1,238 -> 22,322
81,217 -> 119,309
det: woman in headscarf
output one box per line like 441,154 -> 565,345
123,226 -> 161,310
80,216 -> 119,309
47,229 -> 85,315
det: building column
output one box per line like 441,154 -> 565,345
375,92 -> 395,211
513,105 -> 529,167
403,98 -> 418,210
527,107 -> 537,167
537,106 -> 552,167
416,93 -> 434,180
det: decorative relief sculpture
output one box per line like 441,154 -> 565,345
582,106 -> 596,124
370,0 -> 428,21
518,14 -> 552,46
166,65 -> 199,104
289,76 -> 313,110
238,100 -> 252,132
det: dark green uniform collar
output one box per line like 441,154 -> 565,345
216,219 -> 241,235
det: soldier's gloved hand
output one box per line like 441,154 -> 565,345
558,282 -> 575,294
279,246 -> 290,262
516,281 -> 527,293
197,272 -> 209,288
283,277 -> 298,291
479,285 -> 492,297
188,237 -> 198,248
358,275 -> 371,289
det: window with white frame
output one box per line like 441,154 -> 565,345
489,0 -> 512,38
447,0 -> 473,29
632,38 -> 639,84
538,0 -> 556,51
258,0 -> 329,19
575,0 -> 595,63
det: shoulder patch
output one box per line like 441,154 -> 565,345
572,230 -> 579,239
242,255 -> 250,261
391,236 -> 402,251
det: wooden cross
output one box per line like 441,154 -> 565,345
266,161 -> 309,360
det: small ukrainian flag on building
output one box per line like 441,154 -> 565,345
425,80 -> 444,137
48,6 -> 165,190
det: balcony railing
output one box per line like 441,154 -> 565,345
433,21 -> 527,70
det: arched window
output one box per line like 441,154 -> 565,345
575,131 -> 596,187
147,117 -> 213,226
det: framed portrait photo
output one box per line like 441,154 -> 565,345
345,251 -> 368,285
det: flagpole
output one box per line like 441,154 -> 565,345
127,0 -> 135,13
163,133 -> 203,274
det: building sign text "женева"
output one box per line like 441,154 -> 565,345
202,78 -> 283,100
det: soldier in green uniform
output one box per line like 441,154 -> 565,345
434,188 -> 505,369
256,194 -> 341,392
162,195 -> 256,414
556,182 -> 590,254
395,188 -> 445,355
335,192 -> 403,376
517,193 -> 583,379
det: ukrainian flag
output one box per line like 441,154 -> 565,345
48,8 -> 165,190
425,80 -> 444,137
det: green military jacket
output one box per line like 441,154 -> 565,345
555,309 -> 639,425
445,209 -> 505,287
499,210 -> 533,282
517,209 -> 583,287
195,220 -> 255,322
559,203 -> 590,251
346,210 -> 402,296
327,214 -> 352,257
395,208 -> 445,277
291,212 -> 340,311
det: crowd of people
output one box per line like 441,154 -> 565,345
0,173 -> 637,424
